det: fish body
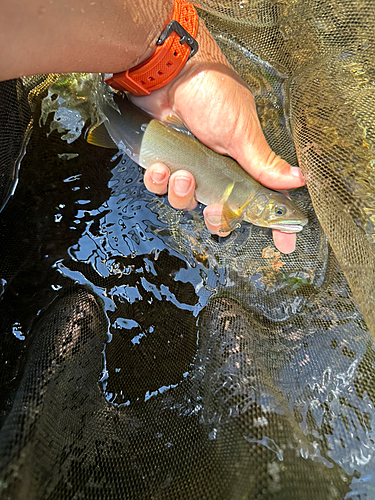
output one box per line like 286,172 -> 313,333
87,93 -> 307,233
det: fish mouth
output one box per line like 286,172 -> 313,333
269,222 -> 305,233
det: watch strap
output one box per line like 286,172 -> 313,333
105,0 -> 198,96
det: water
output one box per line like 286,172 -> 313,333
0,75 -> 375,498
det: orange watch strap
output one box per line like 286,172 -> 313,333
105,0 -> 198,96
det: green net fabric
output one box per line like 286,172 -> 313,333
0,1 -> 375,498
196,0 -> 375,338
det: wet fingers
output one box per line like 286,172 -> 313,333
272,230 -> 296,254
203,205 -> 231,237
144,163 -> 170,195
168,170 -> 197,210
204,205 -> 298,253
145,165 -> 197,210
146,168 -> 297,254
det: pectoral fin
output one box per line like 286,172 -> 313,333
220,182 -> 251,231
221,202 -> 246,232
86,123 -> 117,149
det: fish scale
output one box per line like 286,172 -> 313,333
87,93 -> 307,233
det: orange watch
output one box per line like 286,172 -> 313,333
105,0 -> 199,96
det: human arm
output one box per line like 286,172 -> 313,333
132,20 -> 305,252
0,0 -> 174,79
0,0 -> 305,252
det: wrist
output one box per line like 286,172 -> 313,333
116,0 -> 175,71
167,20 -> 245,98
106,0 -> 198,96
173,21 -> 236,80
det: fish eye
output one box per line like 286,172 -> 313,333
275,205 -> 286,216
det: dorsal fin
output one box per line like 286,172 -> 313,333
162,114 -> 195,137
86,123 -> 117,149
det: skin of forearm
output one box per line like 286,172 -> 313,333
0,0 -> 174,80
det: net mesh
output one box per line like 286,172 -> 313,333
0,1 -> 375,498
197,0 -> 375,337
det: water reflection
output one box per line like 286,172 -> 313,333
0,77 -> 374,498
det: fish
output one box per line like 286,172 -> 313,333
87,92 -> 308,233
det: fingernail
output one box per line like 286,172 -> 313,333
152,168 -> 168,184
174,176 -> 193,196
205,213 -> 222,226
291,166 -> 304,179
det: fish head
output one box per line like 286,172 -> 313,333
244,191 -> 308,233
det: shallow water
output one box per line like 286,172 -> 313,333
0,77 -> 375,499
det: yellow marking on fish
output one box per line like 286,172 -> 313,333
222,181 -> 235,201
221,186 -> 253,231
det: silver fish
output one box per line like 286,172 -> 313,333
87,93 -> 307,233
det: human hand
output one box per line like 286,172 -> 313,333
130,21 -> 305,254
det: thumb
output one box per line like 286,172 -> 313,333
227,92 -> 305,190
172,65 -> 305,191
